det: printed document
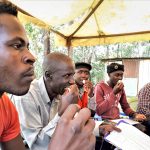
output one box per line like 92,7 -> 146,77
105,121 -> 150,150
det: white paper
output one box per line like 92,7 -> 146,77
111,118 -> 139,125
105,121 -> 150,150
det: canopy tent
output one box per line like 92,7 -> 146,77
10,0 -> 150,47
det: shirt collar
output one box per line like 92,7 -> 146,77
38,76 -> 51,104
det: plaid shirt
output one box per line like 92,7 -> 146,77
137,83 -> 150,116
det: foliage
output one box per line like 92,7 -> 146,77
24,23 -> 150,85
127,96 -> 138,111
25,23 -> 45,78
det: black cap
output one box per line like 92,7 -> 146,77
75,62 -> 92,71
107,63 -> 124,73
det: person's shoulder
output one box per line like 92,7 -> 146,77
0,93 -> 18,115
145,83 -> 150,89
94,81 -> 107,92
95,81 -> 106,87
139,82 -> 150,93
0,94 -> 20,142
1,93 -> 13,106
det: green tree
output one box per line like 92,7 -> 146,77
24,23 -> 150,84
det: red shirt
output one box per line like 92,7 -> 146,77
78,91 -> 88,108
0,94 -> 20,142
94,81 -> 134,119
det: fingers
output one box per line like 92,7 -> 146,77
69,85 -> 79,97
88,134 -> 96,150
60,104 -> 80,120
84,81 -> 93,88
56,106 -> 96,150
73,108 -> 91,124
117,82 -> 124,89
65,84 -> 78,94
84,119 -> 95,134
71,108 -> 91,132
80,119 -> 95,150
113,126 -> 121,132
135,114 -> 147,121
70,84 -> 78,90
99,124 -> 121,135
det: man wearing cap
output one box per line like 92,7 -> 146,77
94,62 -> 146,121
74,62 -> 95,111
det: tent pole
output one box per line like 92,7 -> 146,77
44,30 -> 50,55
66,37 -> 73,57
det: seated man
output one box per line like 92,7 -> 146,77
74,62 -> 95,111
0,1 -> 35,150
137,82 -> 150,117
12,52 -> 79,150
94,63 -> 146,121
0,2 -> 95,150
137,82 -> 150,136
73,62 -> 96,117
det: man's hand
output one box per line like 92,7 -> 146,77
99,124 -> 121,135
113,81 -> 124,95
49,104 -> 96,150
83,80 -> 94,97
58,84 -> 79,116
134,113 -> 147,121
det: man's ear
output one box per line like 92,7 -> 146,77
45,71 -> 52,79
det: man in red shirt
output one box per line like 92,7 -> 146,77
95,63 -> 146,121
0,1 -> 35,149
0,1 -> 95,150
74,62 -> 94,109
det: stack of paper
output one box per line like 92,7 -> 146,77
105,121 -> 150,150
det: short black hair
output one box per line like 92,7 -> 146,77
75,62 -> 92,71
0,1 -> 18,17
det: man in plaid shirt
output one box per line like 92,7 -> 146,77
137,82 -> 150,117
